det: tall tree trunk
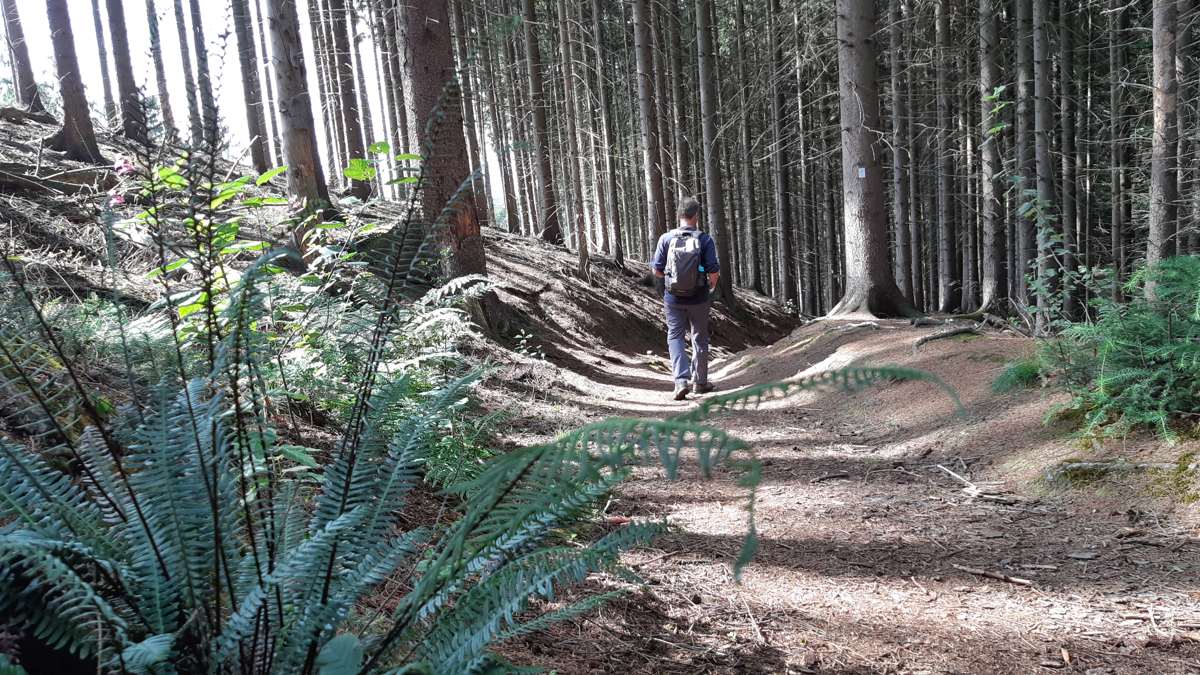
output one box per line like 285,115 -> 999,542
452,0 -> 486,215
1015,0 -> 1034,302
979,0 -> 1006,310
144,0 -> 176,139
651,8 -> 676,225
632,0 -> 666,247
557,0 -> 589,273
403,0 -> 487,278
232,0 -> 269,171
1033,0 -> 1058,330
696,0 -> 735,306
905,0 -> 924,311
1149,0 -> 1179,283
327,0 -> 370,198
889,0 -> 912,301
1110,0 -> 1125,299
935,0 -> 959,312
769,0 -> 796,308
668,3 -> 692,197
188,0 -> 217,142
829,0 -> 912,317
253,0 -> 281,164
591,0 -> 623,265
0,0 -> 45,113
266,0 -> 329,217
1059,0 -> 1078,318
734,0 -> 762,294
90,0 -> 117,124
44,0 -> 104,163
172,0 -> 202,142
105,0 -> 146,143
523,0 -> 563,244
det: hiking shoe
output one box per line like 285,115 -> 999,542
673,383 -> 690,400
694,382 -> 715,394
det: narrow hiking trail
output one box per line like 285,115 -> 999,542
485,314 -> 1200,674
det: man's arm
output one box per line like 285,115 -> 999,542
651,234 -> 668,277
702,234 -> 720,288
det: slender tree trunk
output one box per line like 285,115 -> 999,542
734,0 -> 762,294
266,0 -> 329,217
90,0 -> 117,124
172,0 -> 202,142
402,0 -> 487,278
231,0 -> 269,171
1110,0 -> 1125,299
651,8 -> 676,225
1032,0 -> 1058,330
326,0 -> 370,198
144,0 -> 176,139
105,0 -> 147,143
769,0 -> 796,308
889,0 -> 912,301
695,0 -> 735,305
830,0 -> 912,317
44,0 -> 104,162
522,0 -> 563,244
556,0 -> 589,272
1,0 -> 45,113
632,0 -> 666,247
905,0 -> 923,311
668,3 -> 692,196
188,0 -> 217,142
1149,0 -> 1179,283
935,0 -> 959,313
591,0 -> 623,265
253,0 -> 281,164
1060,0 -> 1078,318
979,0 -> 1006,310
1015,0 -> 1034,302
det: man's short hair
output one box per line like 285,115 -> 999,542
679,197 -> 702,220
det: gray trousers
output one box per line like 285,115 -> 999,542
665,301 -> 710,386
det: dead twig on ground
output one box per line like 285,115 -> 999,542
951,563 -> 1034,587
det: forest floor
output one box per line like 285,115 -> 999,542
4,108 -> 1200,674
478,235 -> 1200,674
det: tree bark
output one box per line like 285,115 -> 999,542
89,0 -> 117,124
935,0 -> 959,313
632,0 -> 666,246
104,0 -> 147,143
979,0 -> 1006,310
1014,0 -> 1034,302
402,0 -> 487,278
556,0 -> 589,273
1110,0 -> 1125,300
1149,0 -> 1179,284
889,0 -> 912,302
327,0 -> 370,198
1033,0 -> 1058,330
696,0 -> 735,306
522,0 -> 563,244
144,0 -> 176,139
266,0 -> 329,216
1059,0 -> 1078,318
44,0 -> 104,163
231,0 -> 269,171
1,0 -> 44,113
188,0 -> 218,143
829,0 -> 913,317
591,0 -> 623,265
769,0 -> 796,308
172,0 -> 202,142
253,0 -> 282,164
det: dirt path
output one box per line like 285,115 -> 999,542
492,320 -> 1200,674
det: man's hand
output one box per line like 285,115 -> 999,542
708,272 -> 720,288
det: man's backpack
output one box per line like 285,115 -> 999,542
665,229 -> 705,297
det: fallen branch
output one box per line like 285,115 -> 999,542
951,563 -> 1034,587
1043,460 -> 1177,486
914,324 -> 982,353
810,472 -> 851,484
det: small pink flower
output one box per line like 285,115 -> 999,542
108,191 -> 126,206
113,156 -> 135,177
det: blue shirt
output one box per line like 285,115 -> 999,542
651,226 -> 721,305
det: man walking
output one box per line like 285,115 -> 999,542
652,197 -> 721,400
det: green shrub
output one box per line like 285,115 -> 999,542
1041,257 -> 1200,441
992,356 -> 1043,393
